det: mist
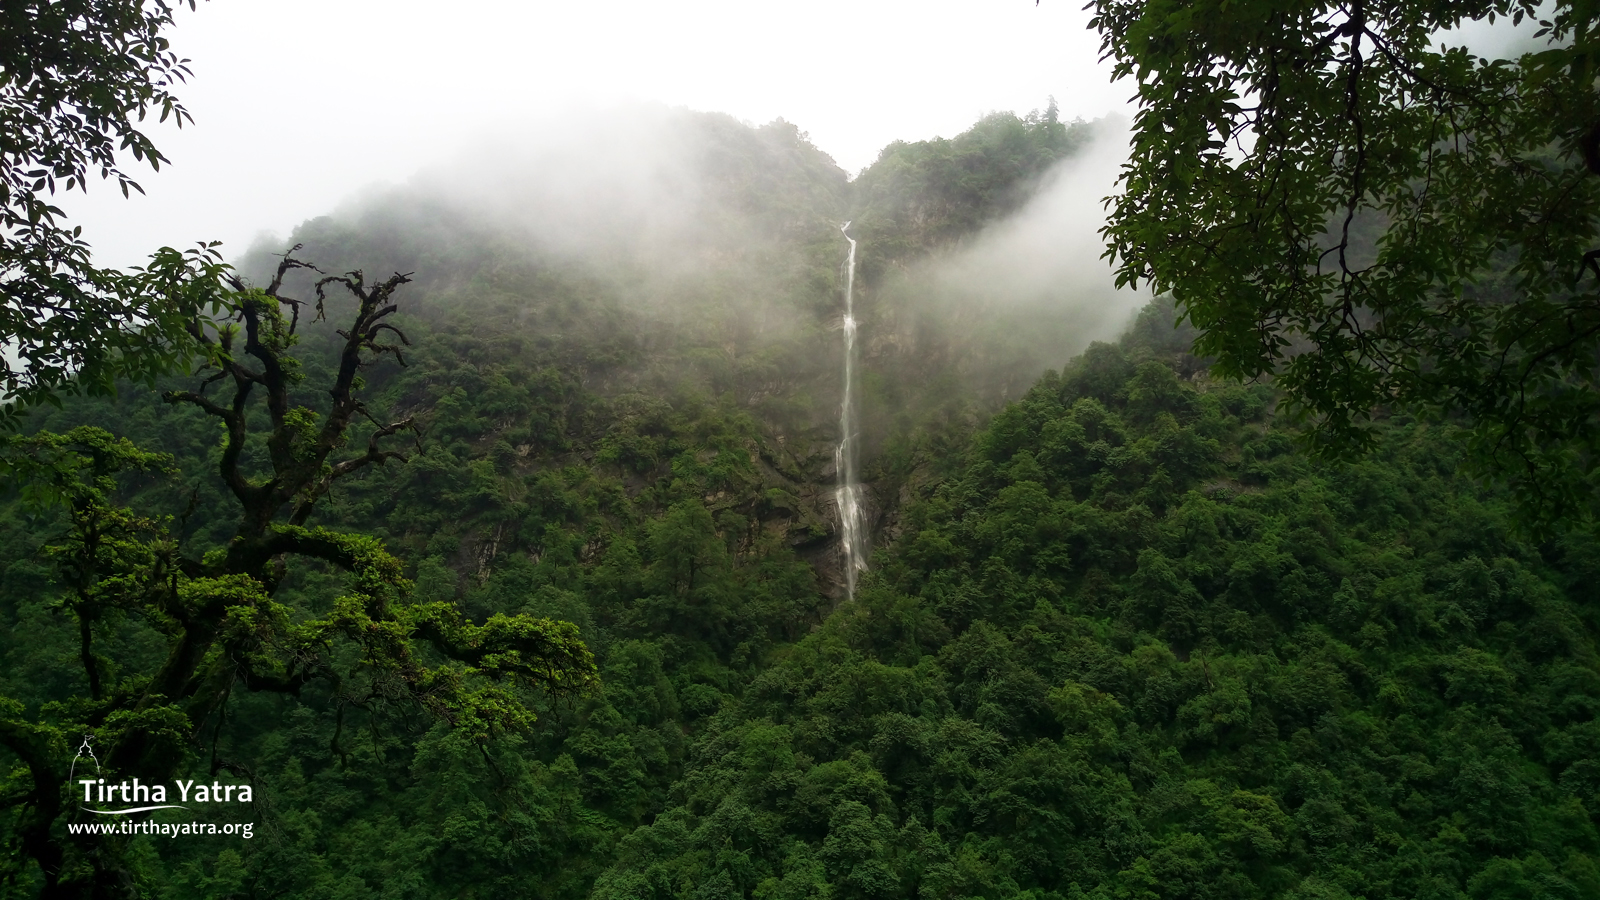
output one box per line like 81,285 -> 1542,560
922,116 -> 1144,358
238,103 -> 1151,471
408,107 -> 769,263
861,116 -> 1145,407
59,0 -> 1128,276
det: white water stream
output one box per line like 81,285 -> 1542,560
836,222 -> 868,599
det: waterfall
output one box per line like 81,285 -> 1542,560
836,222 -> 868,599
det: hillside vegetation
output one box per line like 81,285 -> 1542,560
3,108 -> 1598,900
594,319 -> 1600,899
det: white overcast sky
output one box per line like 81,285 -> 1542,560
61,0 -> 1132,271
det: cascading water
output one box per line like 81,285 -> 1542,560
836,222 -> 869,599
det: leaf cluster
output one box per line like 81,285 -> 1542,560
0,2 -> 239,421
1092,0 -> 1600,524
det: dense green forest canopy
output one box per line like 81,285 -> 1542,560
591,313 -> 1600,900
2,105 -> 1598,900
1092,0 -> 1600,523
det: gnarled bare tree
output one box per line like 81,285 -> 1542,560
0,253 -> 597,898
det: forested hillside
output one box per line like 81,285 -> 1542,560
3,107 -> 1598,900
232,105 -> 1110,592
593,314 -> 1600,898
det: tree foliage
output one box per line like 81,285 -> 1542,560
0,0 -> 230,421
0,259 -> 596,897
592,319 -> 1600,899
1091,0 -> 1600,522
